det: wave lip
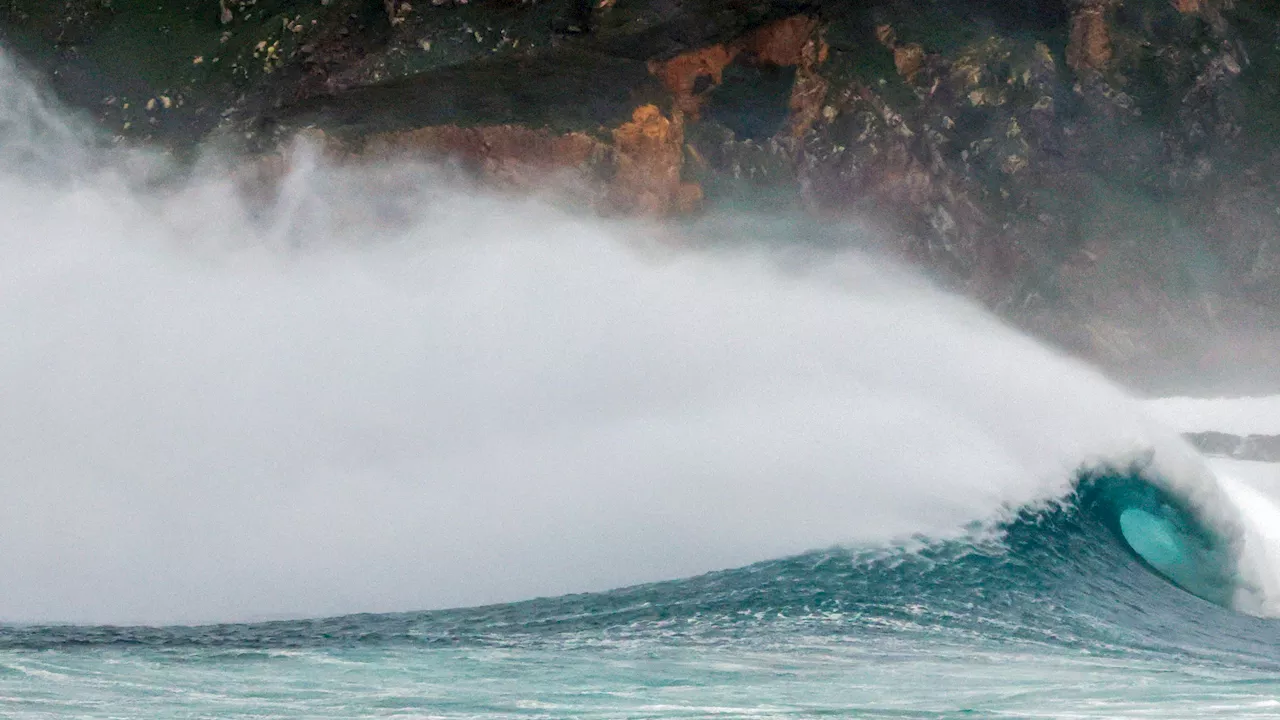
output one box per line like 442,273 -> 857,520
3,42 -> 1280,628
3,466 -> 1278,661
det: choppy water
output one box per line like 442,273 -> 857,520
3,46 -> 1280,718
5,469 -> 1280,718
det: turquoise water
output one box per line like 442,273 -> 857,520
4,472 -> 1279,719
3,46 -> 1279,719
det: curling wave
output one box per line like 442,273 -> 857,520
2,47 -> 1278,628
4,466 -> 1279,666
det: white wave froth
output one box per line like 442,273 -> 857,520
0,50 -> 1273,624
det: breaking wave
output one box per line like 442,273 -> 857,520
1,48 -> 1277,627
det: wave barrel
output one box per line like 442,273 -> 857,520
1091,473 -> 1239,609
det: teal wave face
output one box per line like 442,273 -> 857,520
0,468 -> 1271,664
2,467 -> 1278,719
1083,471 -> 1239,609
5,468 -> 1279,720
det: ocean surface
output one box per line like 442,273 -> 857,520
4,47 -> 1280,718
4,461 -> 1280,718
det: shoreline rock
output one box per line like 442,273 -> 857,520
6,0 -> 1280,393
1185,432 -> 1280,463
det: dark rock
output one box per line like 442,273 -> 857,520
8,0 -> 1280,392
1184,432 -> 1280,463
270,49 -> 660,136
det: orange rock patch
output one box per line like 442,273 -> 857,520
326,106 -> 702,215
874,24 -> 897,48
610,104 -> 701,214
648,45 -> 736,115
647,15 -> 828,120
361,125 -> 603,188
1066,2 -> 1112,72
741,15 -> 824,67
893,43 -> 925,83
261,17 -> 834,216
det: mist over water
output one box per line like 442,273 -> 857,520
0,50 -> 1255,626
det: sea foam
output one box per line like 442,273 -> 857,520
0,49 -> 1272,625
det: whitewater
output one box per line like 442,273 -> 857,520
3,47 -> 1280,718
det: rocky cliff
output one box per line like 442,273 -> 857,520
1184,430 -> 1280,460
6,0 -> 1280,392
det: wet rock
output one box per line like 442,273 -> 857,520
1184,432 -> 1280,463
588,0 -> 814,60
8,0 -> 1280,389
271,9 -> 828,213
649,43 -> 736,116
647,14 -> 826,122
361,123 -> 606,191
610,104 -> 702,214
273,48 -> 657,136
1067,0 -> 1115,73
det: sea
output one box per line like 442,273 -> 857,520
2,48 -> 1279,718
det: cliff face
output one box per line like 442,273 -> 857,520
6,0 -> 1280,392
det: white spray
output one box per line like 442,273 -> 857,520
0,50 -> 1274,625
